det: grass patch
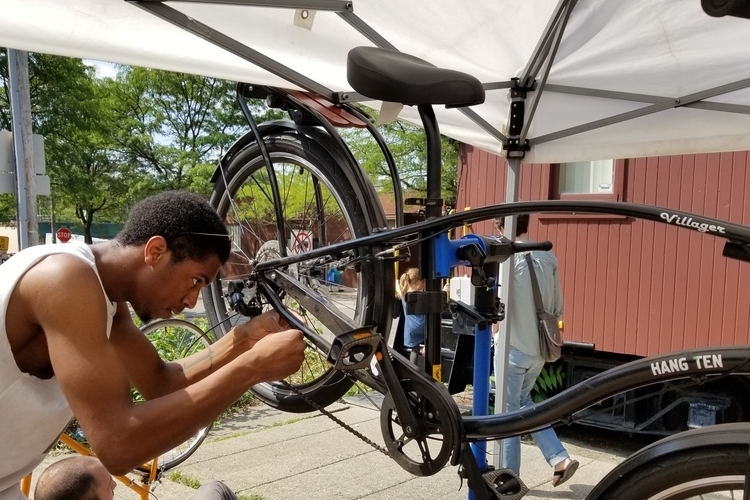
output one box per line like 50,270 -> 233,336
344,379 -> 374,397
218,391 -> 262,422
267,417 -> 304,428
237,495 -> 266,500
167,470 -> 202,489
209,415 -> 312,443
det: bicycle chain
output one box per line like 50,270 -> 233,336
279,379 -> 390,456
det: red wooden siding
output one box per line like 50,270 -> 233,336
456,145 -> 750,357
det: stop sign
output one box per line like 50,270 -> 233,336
56,227 -> 72,243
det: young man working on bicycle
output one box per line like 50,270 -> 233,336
0,191 -> 307,500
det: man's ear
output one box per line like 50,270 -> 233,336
143,236 -> 169,266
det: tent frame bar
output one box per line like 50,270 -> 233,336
534,76 -> 750,145
519,0 -> 576,145
130,0 -> 750,156
338,11 -> 397,50
517,0 -> 574,89
546,84 -> 750,115
131,0 -> 337,98
147,0 -> 352,9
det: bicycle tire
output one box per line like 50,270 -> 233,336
204,132 -> 391,412
596,444 -> 748,499
137,318 -> 213,472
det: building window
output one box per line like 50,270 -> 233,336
550,159 -> 625,201
559,159 -> 614,194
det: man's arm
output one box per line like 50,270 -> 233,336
110,306 -> 290,400
24,255 -> 305,475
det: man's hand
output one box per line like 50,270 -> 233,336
233,310 -> 293,350
244,329 -> 307,383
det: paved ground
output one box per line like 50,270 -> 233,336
31,393 -> 642,500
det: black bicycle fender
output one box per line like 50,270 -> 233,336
211,121 -> 296,184
585,422 -> 750,500
211,121 -> 387,231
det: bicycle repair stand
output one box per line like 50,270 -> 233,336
433,234 -> 528,500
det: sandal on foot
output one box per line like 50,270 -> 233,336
552,459 -> 579,487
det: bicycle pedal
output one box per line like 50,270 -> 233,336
482,468 -> 528,500
327,327 -> 380,371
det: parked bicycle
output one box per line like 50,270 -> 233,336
196,47 -> 750,499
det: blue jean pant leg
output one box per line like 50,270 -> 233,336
501,347 -> 569,475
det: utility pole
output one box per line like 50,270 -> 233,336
7,48 -> 38,250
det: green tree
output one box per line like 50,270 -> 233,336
0,50 -> 135,238
52,80 -> 135,242
0,194 -> 14,224
109,68 -> 252,196
342,108 -> 459,206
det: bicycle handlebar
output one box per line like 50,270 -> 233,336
512,240 -> 553,253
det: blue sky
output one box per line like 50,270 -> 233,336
83,59 -> 119,79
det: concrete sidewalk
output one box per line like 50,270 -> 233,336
33,396 -> 627,500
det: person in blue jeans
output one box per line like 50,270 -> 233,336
494,215 -> 578,487
399,268 -> 425,364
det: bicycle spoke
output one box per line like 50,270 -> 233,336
205,138 -> 391,412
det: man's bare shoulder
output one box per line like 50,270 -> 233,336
23,252 -> 99,287
16,253 -> 109,318
7,253 -> 111,376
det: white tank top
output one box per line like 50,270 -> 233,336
0,241 -> 116,499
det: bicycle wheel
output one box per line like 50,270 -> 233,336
137,318 -> 213,471
597,445 -> 747,499
204,132 -> 392,412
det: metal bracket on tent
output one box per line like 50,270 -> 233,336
503,78 -> 534,158
504,138 -> 530,157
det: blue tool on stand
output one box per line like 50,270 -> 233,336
434,233 -> 534,500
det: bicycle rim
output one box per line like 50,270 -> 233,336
598,445 -> 748,500
645,476 -> 745,500
137,319 -> 213,471
204,135 -> 390,411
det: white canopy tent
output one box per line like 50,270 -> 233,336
2,0 -> 750,164
3,0 -> 750,474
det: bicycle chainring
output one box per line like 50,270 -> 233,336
380,377 -> 456,476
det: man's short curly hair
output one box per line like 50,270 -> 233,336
116,191 -> 230,264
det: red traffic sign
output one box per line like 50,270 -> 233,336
56,227 -> 72,243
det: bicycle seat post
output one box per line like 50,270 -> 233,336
417,104 -> 446,379
346,46 -> 484,381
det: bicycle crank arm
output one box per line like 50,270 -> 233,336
375,339 -> 422,435
376,343 -> 465,471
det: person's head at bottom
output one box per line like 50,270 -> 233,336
34,456 -> 116,500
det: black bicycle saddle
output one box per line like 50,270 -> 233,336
347,46 -> 485,108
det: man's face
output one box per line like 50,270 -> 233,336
89,460 -> 116,500
131,238 -> 222,322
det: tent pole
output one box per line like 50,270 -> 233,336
491,158 -> 520,471
7,49 -> 37,250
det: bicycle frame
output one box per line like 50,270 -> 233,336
252,201 -> 750,432
235,85 -> 750,436
218,83 -> 750,499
